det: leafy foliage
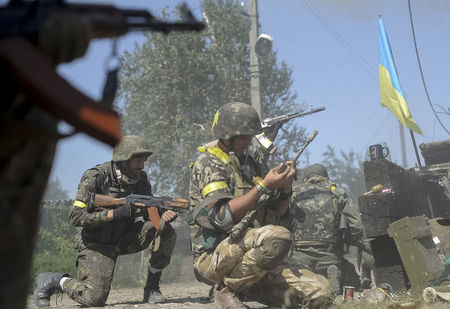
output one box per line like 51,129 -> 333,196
32,202 -> 77,288
118,0 -> 306,196
43,178 -> 71,200
321,145 -> 365,203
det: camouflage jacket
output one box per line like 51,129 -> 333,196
69,161 -> 152,245
188,144 -> 288,254
289,176 -> 363,251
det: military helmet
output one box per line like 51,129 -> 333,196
112,135 -> 152,162
304,163 -> 328,180
212,102 -> 262,140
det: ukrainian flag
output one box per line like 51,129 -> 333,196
378,16 -> 423,135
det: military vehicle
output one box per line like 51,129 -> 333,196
358,139 -> 450,291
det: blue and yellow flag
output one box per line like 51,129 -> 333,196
378,17 -> 423,135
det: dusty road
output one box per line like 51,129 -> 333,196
26,281 -> 273,309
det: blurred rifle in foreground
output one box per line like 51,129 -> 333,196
94,194 -> 189,228
0,0 -> 205,146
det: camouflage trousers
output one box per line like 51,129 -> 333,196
62,221 -> 176,307
292,245 -> 361,291
194,225 -> 330,307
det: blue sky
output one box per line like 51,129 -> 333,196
47,0 -> 449,196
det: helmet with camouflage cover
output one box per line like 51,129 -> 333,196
304,163 -> 329,180
212,102 -> 262,140
113,135 -> 152,162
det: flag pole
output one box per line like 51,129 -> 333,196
409,129 -> 422,170
399,122 -> 407,167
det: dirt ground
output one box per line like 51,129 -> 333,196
26,281 -> 272,309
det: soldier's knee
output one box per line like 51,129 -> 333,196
258,225 -> 291,241
79,289 -> 108,307
254,236 -> 291,270
162,224 -> 177,242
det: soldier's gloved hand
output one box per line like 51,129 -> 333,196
38,13 -> 91,64
161,210 -> 177,223
112,203 -> 134,221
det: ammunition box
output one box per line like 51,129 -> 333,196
388,216 -> 444,292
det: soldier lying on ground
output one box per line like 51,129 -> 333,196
187,102 -> 332,309
33,136 -> 177,307
289,163 -> 372,293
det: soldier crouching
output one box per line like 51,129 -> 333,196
33,136 -> 177,307
187,102 -> 332,309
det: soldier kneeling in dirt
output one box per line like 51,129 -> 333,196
289,163 -> 372,294
33,136 -> 177,307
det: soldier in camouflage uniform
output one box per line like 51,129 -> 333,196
188,102 -> 331,309
289,164 -> 364,293
33,135 -> 177,307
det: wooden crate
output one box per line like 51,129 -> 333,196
362,159 -> 432,218
359,193 -> 402,238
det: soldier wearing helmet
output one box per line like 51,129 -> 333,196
33,135 -> 177,307
289,163 -> 367,294
188,103 -> 331,309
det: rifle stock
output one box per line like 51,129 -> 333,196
94,194 -> 126,207
0,38 -> 121,146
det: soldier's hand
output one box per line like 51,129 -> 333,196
281,160 -> 296,192
161,210 -> 177,223
262,163 -> 291,191
112,203 -> 134,220
38,13 -> 91,64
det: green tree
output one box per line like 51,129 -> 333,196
118,0 -> 305,196
321,145 -> 365,203
43,178 -> 71,200
33,180 -> 75,285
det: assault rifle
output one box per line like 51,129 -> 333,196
0,0 -> 205,39
260,106 -> 326,129
255,107 -> 324,156
0,0 -> 205,146
94,194 -> 189,228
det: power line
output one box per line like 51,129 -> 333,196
408,0 -> 450,135
301,0 -> 378,80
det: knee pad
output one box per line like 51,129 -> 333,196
254,236 -> 291,270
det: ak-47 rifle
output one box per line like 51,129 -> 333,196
255,107 -> 324,156
94,194 -> 189,228
261,107 -> 326,129
0,0 -> 205,146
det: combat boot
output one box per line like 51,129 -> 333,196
143,271 -> 167,303
33,272 -> 66,307
213,284 -> 246,309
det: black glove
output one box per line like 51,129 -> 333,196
112,203 -> 134,221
